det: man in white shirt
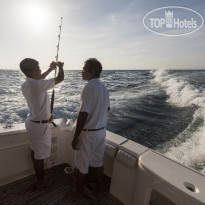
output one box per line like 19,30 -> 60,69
20,58 -> 64,188
72,58 -> 110,202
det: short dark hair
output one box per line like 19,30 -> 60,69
19,58 -> 39,76
84,58 -> 102,78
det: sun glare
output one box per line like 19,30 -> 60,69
22,2 -> 49,32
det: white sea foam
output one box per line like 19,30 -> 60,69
152,70 -> 205,107
152,70 -> 205,172
164,122 -> 205,172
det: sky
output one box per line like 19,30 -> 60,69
0,0 -> 204,70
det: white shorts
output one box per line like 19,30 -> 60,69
75,129 -> 106,174
25,120 -> 51,160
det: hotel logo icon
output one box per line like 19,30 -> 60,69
165,10 -> 173,28
143,6 -> 204,36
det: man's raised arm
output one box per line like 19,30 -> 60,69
54,62 -> 64,85
41,61 -> 56,79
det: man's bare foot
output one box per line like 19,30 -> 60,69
34,178 -> 53,189
67,191 -> 84,203
85,183 -> 95,193
95,192 -> 102,205
67,191 -> 97,204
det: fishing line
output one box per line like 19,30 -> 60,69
50,17 -> 63,127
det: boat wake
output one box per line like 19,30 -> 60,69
151,70 -> 205,174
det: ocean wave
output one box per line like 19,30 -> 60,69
163,108 -> 205,173
152,70 -> 205,173
151,70 -> 205,108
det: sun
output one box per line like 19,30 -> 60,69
22,2 -> 49,32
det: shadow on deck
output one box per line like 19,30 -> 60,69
0,164 -> 123,205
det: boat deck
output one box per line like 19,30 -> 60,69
0,164 -> 123,205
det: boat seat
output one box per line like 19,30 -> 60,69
104,131 -> 127,177
105,142 -> 116,157
110,140 -> 149,205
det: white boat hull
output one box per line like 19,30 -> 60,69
0,119 -> 204,205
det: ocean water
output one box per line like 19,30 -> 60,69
0,69 -> 205,174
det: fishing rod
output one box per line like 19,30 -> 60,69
50,17 -> 63,127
